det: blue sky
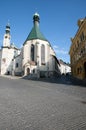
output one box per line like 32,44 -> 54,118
0,0 -> 86,63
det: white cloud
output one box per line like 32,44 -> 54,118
56,50 -> 68,54
53,45 -> 59,49
53,45 -> 68,55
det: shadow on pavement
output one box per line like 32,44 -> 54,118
22,75 -> 86,87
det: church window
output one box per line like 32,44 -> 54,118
33,69 -> 35,73
35,43 -> 39,62
41,44 -> 45,65
36,42 -> 39,56
16,63 -> 19,68
2,58 -> 6,63
31,44 -> 34,61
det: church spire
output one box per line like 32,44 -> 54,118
33,12 -> 40,27
24,12 -> 47,43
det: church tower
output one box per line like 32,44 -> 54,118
22,13 -> 60,77
1,23 -> 12,75
3,23 -> 11,47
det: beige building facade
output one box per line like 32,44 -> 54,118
69,18 -> 86,79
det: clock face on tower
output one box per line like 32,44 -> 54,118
5,36 -> 7,38
2,58 -> 6,64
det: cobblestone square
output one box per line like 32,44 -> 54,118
0,76 -> 86,130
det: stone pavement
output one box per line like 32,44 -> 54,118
0,76 -> 86,130
1,74 -> 86,86
0,74 -> 21,79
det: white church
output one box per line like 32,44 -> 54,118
0,13 -> 61,78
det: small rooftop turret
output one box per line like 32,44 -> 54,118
5,23 -> 10,34
24,12 -> 47,43
33,12 -> 40,25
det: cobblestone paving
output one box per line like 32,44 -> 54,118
0,76 -> 86,130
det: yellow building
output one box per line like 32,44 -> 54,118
69,17 -> 86,79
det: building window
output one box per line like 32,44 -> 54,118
77,68 -> 79,74
41,44 -> 45,65
16,63 -> 19,68
33,69 -> 35,73
80,32 -> 85,42
31,44 -> 34,61
77,40 -> 79,47
77,67 -> 82,74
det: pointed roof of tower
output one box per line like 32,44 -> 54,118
24,13 -> 47,44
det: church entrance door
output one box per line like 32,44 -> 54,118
27,68 -> 30,75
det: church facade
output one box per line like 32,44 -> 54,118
0,13 -> 61,78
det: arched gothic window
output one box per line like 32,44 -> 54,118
35,42 -> 39,59
35,44 -> 38,61
31,44 -> 34,61
41,44 -> 45,64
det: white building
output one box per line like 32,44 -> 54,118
59,59 -> 71,75
0,24 -> 20,75
0,13 -> 61,78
